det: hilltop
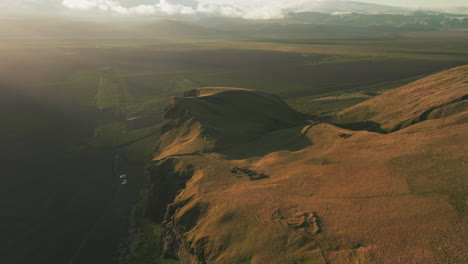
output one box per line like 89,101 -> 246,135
132,67 -> 467,263
155,87 -> 306,159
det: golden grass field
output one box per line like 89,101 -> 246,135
140,66 -> 467,264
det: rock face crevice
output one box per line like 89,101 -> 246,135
143,158 -> 195,221
142,156 -> 214,263
162,198 -> 213,263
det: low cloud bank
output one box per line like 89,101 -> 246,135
61,0 -> 323,19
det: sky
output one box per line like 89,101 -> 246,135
359,0 -> 468,8
2,0 -> 468,19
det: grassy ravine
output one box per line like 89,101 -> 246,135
285,74 -> 426,117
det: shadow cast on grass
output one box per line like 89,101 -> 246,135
334,121 -> 387,134
213,125 -> 314,160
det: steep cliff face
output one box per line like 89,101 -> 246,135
142,74 -> 467,264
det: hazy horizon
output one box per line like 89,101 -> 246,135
2,0 -> 468,20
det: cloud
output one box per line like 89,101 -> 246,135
61,0 -> 95,9
2,0 -> 62,11
5,1 -> 468,17
196,0 -> 313,19
59,0 -> 323,19
61,0 -> 196,15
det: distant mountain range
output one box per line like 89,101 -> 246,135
294,0 -> 411,15
1,0 -> 467,40
1,12 -> 467,41
431,6 -> 468,15
281,11 -> 468,30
